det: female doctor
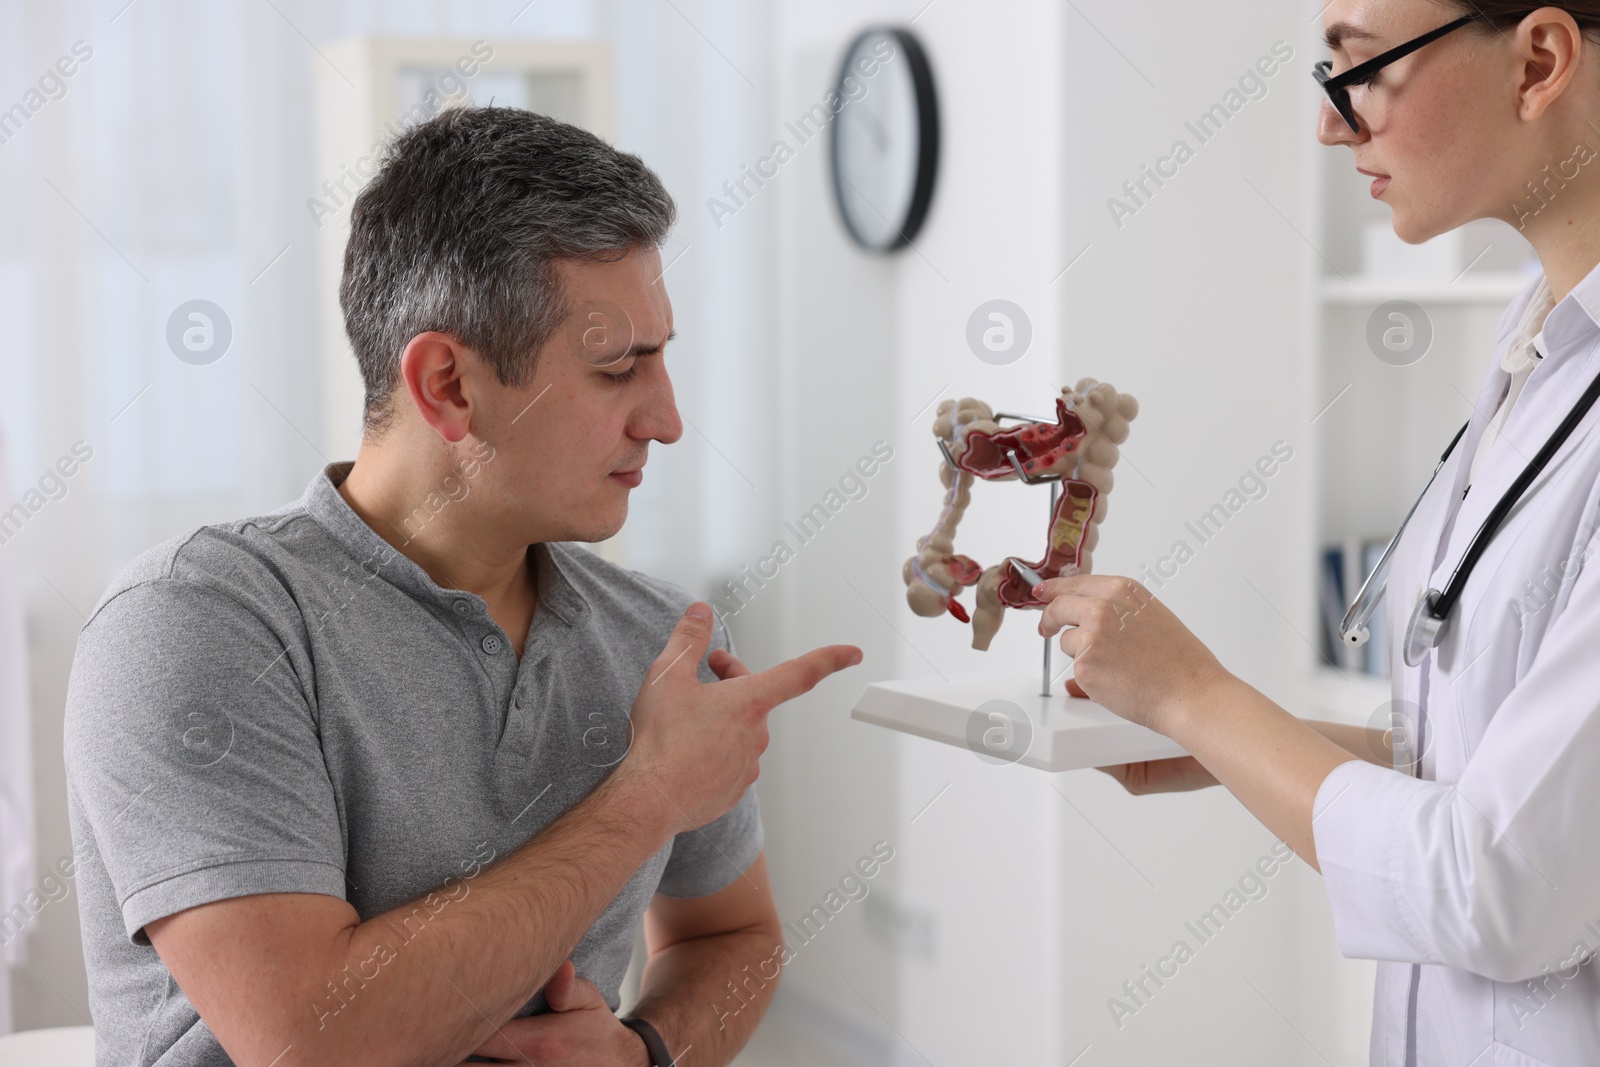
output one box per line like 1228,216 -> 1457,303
1035,2 -> 1600,1063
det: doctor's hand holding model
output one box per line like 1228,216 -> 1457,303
1034,2 -> 1600,1063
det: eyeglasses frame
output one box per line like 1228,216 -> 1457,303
1314,12 -> 1481,133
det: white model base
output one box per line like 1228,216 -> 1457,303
851,671 -> 1187,772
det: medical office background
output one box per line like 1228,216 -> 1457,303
0,0 -> 1540,1064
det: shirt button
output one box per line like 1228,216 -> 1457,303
453,599 -> 471,616
481,634 -> 502,655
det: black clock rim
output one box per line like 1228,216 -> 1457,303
829,26 -> 940,254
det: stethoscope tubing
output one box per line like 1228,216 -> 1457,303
1339,422 -> 1467,646
1344,360 -> 1600,661
1428,363 -> 1600,623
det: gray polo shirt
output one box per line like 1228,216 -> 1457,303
63,461 -> 761,1065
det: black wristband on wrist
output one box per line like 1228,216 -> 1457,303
619,1015 -> 673,1066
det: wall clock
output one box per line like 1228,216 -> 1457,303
830,27 -> 940,253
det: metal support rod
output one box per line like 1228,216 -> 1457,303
1041,479 -> 1059,698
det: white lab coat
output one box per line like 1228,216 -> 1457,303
1312,264 -> 1600,1066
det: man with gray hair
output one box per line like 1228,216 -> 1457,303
64,106 -> 860,1066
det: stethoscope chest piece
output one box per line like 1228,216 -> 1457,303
1403,588 -> 1448,667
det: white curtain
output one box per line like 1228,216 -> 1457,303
0,417 -> 36,1035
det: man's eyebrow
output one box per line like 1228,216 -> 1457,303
1324,21 -> 1378,50
628,328 -> 675,357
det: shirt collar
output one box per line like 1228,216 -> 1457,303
1500,274 -> 1554,375
300,461 -> 588,625
1499,259 -> 1600,371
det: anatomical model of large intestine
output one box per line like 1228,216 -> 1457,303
902,379 -> 1138,651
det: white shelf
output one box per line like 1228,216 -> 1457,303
852,672 -> 1187,772
1320,272 -> 1528,305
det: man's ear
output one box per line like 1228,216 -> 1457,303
399,331 -> 474,443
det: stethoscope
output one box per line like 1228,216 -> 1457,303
1341,365 -> 1600,667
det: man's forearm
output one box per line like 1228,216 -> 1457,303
298,767 -> 676,1065
629,925 -> 785,1067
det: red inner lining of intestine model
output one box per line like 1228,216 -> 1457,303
956,398 -> 1086,481
993,479 -> 1097,608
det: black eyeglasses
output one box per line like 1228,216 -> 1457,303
1314,12 -> 1480,132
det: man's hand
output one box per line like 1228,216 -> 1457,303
143,603 -> 856,1067
622,603 -> 861,831
463,961 -> 648,1066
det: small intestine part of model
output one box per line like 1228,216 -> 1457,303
902,379 -> 1138,651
